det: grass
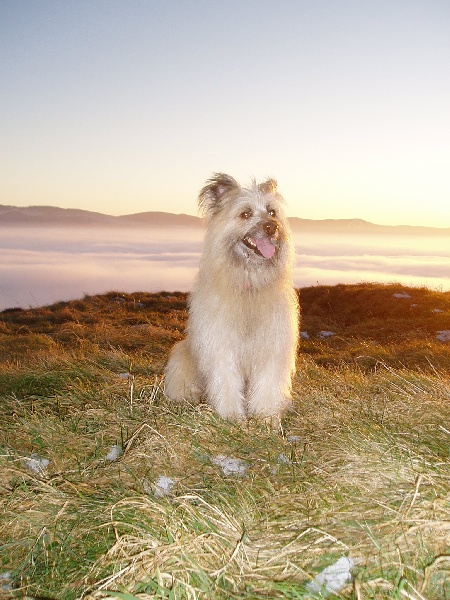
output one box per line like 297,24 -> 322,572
0,283 -> 449,599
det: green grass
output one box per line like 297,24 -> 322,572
0,284 -> 449,599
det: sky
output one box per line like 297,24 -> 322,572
1,0 -> 450,227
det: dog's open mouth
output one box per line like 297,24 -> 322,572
243,236 -> 276,259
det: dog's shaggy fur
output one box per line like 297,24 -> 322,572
164,173 -> 299,421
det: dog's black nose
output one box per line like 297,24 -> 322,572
263,221 -> 278,236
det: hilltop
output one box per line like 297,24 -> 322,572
1,282 -> 449,371
0,283 -> 449,599
1,203 -> 450,235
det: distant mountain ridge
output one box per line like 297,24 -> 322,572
0,204 -> 449,235
0,205 -> 199,228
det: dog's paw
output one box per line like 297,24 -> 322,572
214,402 -> 246,422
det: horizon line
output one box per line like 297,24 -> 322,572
1,203 -> 450,232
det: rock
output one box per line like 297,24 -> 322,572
318,331 -> 335,339
277,453 -> 291,464
105,445 -> 123,461
212,455 -> 248,477
306,557 -> 355,596
153,476 -> 176,498
24,453 -> 49,475
437,330 -> 450,342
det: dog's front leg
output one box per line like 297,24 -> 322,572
246,365 -> 292,420
201,352 -> 246,421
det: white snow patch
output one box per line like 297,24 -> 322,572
300,331 -> 310,339
306,557 -> 355,596
318,331 -> 335,339
212,454 -> 248,477
393,292 -> 411,299
105,445 -> 123,461
24,453 -> 49,475
433,308 -> 444,313
437,330 -> 450,342
153,475 -> 176,498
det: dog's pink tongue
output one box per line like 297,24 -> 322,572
256,238 -> 276,259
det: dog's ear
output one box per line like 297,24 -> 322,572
198,173 -> 240,216
258,178 -> 278,196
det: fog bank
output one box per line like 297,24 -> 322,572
1,227 -> 449,310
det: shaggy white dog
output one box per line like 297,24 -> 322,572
165,173 -> 299,421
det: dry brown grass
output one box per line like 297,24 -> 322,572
0,284 -> 449,599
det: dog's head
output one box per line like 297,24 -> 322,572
198,173 -> 292,273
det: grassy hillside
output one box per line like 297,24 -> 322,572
0,283 -> 449,599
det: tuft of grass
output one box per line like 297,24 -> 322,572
0,285 -> 449,599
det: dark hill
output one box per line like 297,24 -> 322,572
0,205 -> 198,228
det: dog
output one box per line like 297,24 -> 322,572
164,173 -> 299,422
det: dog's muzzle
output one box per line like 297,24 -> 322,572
243,221 -> 279,259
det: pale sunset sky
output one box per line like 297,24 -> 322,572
1,0 -> 450,227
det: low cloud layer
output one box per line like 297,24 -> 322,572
1,227 -> 449,310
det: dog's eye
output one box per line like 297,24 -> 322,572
240,210 -> 253,219
268,208 -> 276,217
